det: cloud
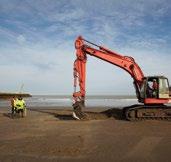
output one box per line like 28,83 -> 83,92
0,0 -> 170,95
17,34 -> 26,44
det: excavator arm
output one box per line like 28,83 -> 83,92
73,36 -> 144,104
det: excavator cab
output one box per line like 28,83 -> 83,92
140,76 -> 170,100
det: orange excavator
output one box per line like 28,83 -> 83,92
72,36 -> 171,121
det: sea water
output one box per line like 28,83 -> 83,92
0,95 -> 138,108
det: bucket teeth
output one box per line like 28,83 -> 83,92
73,101 -> 87,120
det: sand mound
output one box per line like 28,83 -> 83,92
82,108 -> 123,120
54,108 -> 123,121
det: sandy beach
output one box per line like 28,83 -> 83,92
0,106 -> 171,162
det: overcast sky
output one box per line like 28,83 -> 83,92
0,0 -> 171,95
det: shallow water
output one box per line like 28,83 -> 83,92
0,95 -> 139,108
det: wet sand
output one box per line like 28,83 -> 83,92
0,106 -> 171,162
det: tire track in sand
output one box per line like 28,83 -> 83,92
125,137 -> 162,158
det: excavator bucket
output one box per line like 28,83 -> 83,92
72,101 -> 88,120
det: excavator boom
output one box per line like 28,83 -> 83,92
73,36 -> 144,103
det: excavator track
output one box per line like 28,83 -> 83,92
124,104 -> 171,121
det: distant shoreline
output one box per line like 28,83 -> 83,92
0,93 -> 31,99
